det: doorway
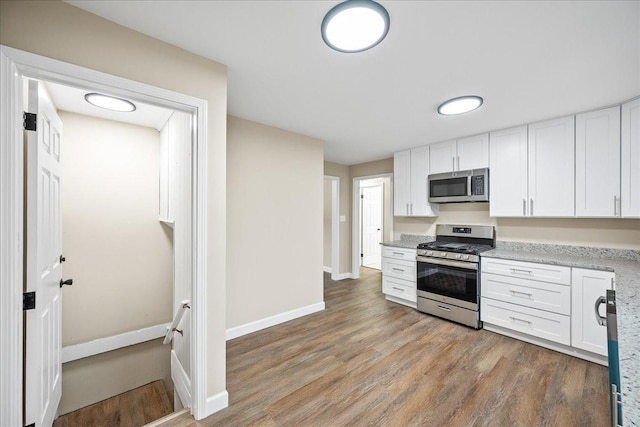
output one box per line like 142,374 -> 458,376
323,175 -> 340,280
0,45 -> 210,426
352,173 -> 393,279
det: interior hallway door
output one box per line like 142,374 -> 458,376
25,80 -> 64,427
361,184 -> 383,269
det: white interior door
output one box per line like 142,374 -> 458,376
25,80 -> 64,427
361,185 -> 383,269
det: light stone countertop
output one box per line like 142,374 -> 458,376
482,242 -> 640,427
380,234 -> 435,249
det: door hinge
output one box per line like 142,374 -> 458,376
23,112 -> 37,131
361,194 -> 364,199
360,253 -> 364,257
23,292 -> 35,311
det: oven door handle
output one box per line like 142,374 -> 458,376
416,256 -> 478,271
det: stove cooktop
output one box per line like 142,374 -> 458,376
417,241 -> 494,255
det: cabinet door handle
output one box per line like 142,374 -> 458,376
510,268 -> 533,275
457,156 -> 460,171
392,268 -> 404,272
530,198 -> 534,216
392,252 -> 404,256
509,316 -> 532,325
410,203 -> 413,215
406,203 -> 409,215
392,287 -> 404,292
509,289 -> 533,298
523,199 -> 526,216
437,305 -> 451,312
594,296 -> 607,326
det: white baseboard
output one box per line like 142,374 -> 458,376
225,302 -> 325,341
335,272 -> 352,280
204,390 -> 229,419
171,350 -> 192,408
323,266 -> 332,273
62,323 -> 169,363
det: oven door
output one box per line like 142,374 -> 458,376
416,256 -> 479,310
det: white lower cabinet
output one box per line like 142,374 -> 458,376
571,268 -> 613,356
382,247 -> 417,308
481,257 -> 612,363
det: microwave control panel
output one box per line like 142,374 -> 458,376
471,175 -> 485,195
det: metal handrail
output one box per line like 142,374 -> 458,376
163,299 -> 190,345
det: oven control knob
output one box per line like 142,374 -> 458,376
426,251 -> 433,256
440,252 -> 446,257
462,255 -> 470,260
455,254 -> 461,259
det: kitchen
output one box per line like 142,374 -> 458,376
1,1 -> 639,426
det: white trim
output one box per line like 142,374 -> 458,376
144,408 -> 191,427
206,390 -> 230,415
171,349 -> 192,408
360,183 -> 384,269
0,48 -> 24,427
62,323 -> 169,363
352,173 -> 394,279
483,323 -> 607,366
324,175 -> 340,281
225,302 -> 326,341
323,266 -> 332,273
0,45 -> 211,421
334,272 -> 353,281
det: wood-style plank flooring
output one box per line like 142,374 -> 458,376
54,380 -> 173,427
158,268 -> 609,427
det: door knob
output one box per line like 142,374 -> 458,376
60,278 -> 73,288
60,255 -> 66,263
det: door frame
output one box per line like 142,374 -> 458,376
323,175 -> 340,280
351,173 -> 394,279
359,182 -> 384,268
0,45 -> 209,424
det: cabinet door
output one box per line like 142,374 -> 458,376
410,146 -> 438,217
576,107 -> 621,217
393,150 -> 411,216
571,268 -> 612,357
621,98 -> 640,218
528,116 -> 575,217
489,126 -> 528,217
457,133 -> 489,171
429,140 -> 457,174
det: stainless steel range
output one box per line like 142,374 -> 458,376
416,224 -> 495,329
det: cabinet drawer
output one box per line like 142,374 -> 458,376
481,298 -> 570,345
481,272 -> 570,315
382,246 -> 416,261
383,276 -> 417,303
382,257 -> 416,282
481,258 -> 570,285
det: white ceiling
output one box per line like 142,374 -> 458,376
66,1 -> 640,165
44,80 -> 174,131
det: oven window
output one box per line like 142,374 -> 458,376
417,261 -> 477,303
430,177 -> 467,198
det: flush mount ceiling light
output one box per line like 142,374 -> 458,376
84,92 -> 136,112
321,0 -> 390,53
437,96 -> 484,116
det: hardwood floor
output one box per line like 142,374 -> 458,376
54,380 -> 173,427
159,268 -> 609,427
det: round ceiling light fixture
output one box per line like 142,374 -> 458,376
84,93 -> 136,112
437,96 -> 484,116
321,0 -> 390,53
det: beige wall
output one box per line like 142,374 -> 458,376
227,116 -> 324,328
395,203 -> 640,249
1,0 -> 227,397
324,162 -> 351,275
58,112 -> 172,413
323,180 -> 332,268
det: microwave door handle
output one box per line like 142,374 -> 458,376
467,176 -> 472,196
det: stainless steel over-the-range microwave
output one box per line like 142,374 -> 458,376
428,168 -> 489,203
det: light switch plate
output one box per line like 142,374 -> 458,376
339,215 -> 346,222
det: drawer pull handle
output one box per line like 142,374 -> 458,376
392,287 -> 404,292
392,268 -> 404,272
509,316 -> 532,325
510,268 -> 533,275
509,289 -> 533,298
594,296 -> 607,326
392,252 -> 404,256
437,305 -> 451,312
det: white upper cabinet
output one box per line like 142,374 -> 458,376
393,150 -> 411,216
428,140 -> 457,174
457,133 -> 489,171
489,126 -> 528,217
429,134 -> 489,174
576,107 -> 621,217
528,116 -> 575,217
621,98 -> 640,217
394,148 -> 439,217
